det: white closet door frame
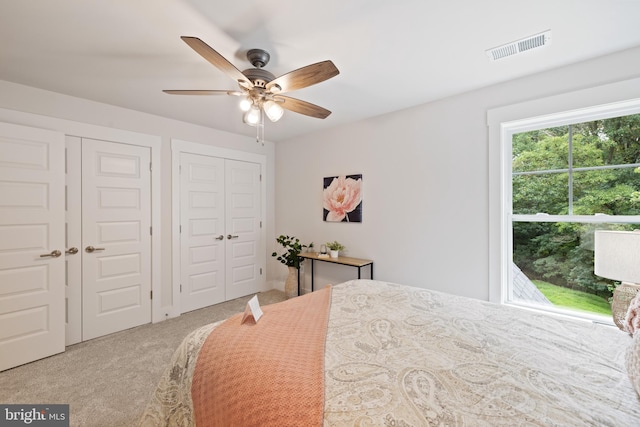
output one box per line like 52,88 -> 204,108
171,139 -> 267,317
0,108 -> 164,323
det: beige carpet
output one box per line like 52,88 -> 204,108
0,290 -> 286,427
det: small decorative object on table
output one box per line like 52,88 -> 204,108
318,244 -> 329,258
272,235 -> 308,299
326,241 -> 345,258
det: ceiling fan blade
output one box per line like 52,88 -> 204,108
275,96 -> 332,119
180,36 -> 252,89
266,60 -> 339,94
163,90 -> 243,96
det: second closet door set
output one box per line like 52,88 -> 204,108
179,152 -> 262,313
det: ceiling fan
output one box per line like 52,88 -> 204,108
164,36 -> 340,143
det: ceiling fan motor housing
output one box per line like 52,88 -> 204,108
242,67 -> 275,88
242,49 -> 275,88
246,48 -> 270,68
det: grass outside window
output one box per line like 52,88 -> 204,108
532,279 -> 612,316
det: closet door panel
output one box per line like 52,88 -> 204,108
65,136 -> 82,345
180,153 -> 225,313
0,122 -> 65,371
82,138 -> 151,340
225,159 -> 261,300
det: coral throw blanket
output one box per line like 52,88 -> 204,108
191,286 -> 332,427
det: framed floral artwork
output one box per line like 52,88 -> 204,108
323,174 -> 363,222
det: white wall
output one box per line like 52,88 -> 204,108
0,80 -> 276,317
274,46 -> 640,300
1,44 -> 639,305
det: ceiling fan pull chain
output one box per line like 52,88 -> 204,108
257,109 -> 265,145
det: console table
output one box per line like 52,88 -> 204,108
297,252 -> 373,295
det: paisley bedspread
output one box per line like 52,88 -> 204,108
140,279 -> 640,426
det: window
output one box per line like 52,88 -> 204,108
507,111 -> 640,321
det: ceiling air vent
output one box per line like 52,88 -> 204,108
486,30 -> 551,61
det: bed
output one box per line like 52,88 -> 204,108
139,279 -> 640,426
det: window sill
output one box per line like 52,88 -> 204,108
505,300 -> 615,327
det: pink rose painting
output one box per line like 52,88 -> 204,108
323,174 -> 363,222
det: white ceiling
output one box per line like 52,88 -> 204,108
1,0 -> 639,142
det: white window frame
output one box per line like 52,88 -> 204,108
488,78 -> 640,321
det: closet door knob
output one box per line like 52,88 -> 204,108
40,250 -> 62,258
85,246 -> 105,253
66,247 -> 79,255
227,234 -> 239,239
215,235 -> 224,240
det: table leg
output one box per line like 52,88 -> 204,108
311,259 -> 315,292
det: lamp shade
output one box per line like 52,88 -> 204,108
239,97 -> 252,112
263,100 -> 284,122
243,106 -> 261,126
594,230 -> 640,283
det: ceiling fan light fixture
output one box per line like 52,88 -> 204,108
243,105 -> 261,126
239,97 -> 252,112
264,100 -> 284,122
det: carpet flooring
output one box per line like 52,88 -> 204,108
0,290 -> 286,427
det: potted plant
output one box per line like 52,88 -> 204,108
272,235 -> 308,298
326,240 -> 345,258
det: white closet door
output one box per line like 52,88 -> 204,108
180,153 -> 226,313
65,136 -> 82,345
0,122 -> 65,371
81,138 -> 151,340
225,159 -> 261,300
